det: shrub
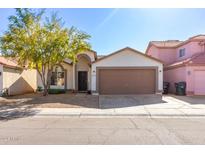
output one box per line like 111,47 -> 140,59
48,89 -> 66,94
37,86 -> 43,92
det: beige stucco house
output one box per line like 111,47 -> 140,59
0,47 -> 163,96
0,57 -> 36,96
37,47 -> 163,95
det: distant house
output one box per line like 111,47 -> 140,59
146,35 -> 205,95
0,57 -> 36,96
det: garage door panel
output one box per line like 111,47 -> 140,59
98,69 -> 156,94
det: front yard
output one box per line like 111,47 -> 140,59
1,93 -> 205,110
1,93 -> 205,120
0,93 -> 99,109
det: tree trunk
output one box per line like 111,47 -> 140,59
36,68 -> 49,96
44,69 -> 52,96
43,84 -> 48,96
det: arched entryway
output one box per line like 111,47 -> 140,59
50,65 -> 66,89
75,54 -> 91,91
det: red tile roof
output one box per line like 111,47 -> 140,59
0,56 -> 20,68
151,40 -> 183,48
146,35 -> 205,54
165,52 -> 205,69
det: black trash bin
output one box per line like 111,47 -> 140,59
175,82 -> 186,95
163,82 -> 170,94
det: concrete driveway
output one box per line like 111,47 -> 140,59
99,94 -> 205,109
1,94 -> 205,119
99,94 -> 165,109
97,94 -> 205,117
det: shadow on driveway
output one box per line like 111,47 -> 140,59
170,95 -> 205,105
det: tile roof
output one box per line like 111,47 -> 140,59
165,51 -> 205,69
0,56 -> 19,68
151,40 -> 183,48
189,35 -> 205,40
148,35 -> 205,50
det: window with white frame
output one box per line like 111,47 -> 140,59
179,48 -> 185,57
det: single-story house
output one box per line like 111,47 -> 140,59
37,47 -> 163,95
0,47 -> 163,96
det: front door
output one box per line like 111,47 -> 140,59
78,71 -> 88,91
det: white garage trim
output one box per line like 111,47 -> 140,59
91,47 -> 163,94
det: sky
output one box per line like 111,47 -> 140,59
1,8 -> 205,55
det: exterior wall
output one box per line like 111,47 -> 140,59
37,63 -> 74,90
147,46 -> 160,59
147,46 -> 176,65
3,67 -> 36,95
164,66 -> 187,93
175,42 -> 203,61
186,65 -> 205,95
0,65 -> 3,94
36,50 -> 95,91
158,48 -> 176,65
91,49 -> 163,94
148,41 -> 205,65
21,69 -> 37,90
62,63 -> 73,90
79,50 -> 96,62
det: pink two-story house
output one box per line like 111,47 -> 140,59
146,35 -> 205,95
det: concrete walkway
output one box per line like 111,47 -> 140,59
1,95 -> 205,118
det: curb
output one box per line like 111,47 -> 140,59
32,113 -> 205,118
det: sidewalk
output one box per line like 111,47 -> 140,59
32,107 -> 205,118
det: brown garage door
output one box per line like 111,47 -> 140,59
98,68 -> 156,94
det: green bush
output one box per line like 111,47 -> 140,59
37,86 -> 43,92
48,89 -> 66,94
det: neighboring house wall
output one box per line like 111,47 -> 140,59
158,48 -> 176,65
21,69 -> 37,90
175,42 -> 203,61
91,48 -> 163,93
147,46 -> 176,65
147,46 -> 160,59
0,65 -> 3,94
164,67 -> 187,93
3,67 -> 36,95
148,41 -> 205,65
186,65 -> 205,95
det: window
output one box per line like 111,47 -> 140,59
179,48 -> 185,57
51,66 -> 65,86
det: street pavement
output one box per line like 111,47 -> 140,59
1,116 -> 205,144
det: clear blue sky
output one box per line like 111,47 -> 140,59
1,8 -> 205,55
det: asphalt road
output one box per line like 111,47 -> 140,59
0,116 -> 205,144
